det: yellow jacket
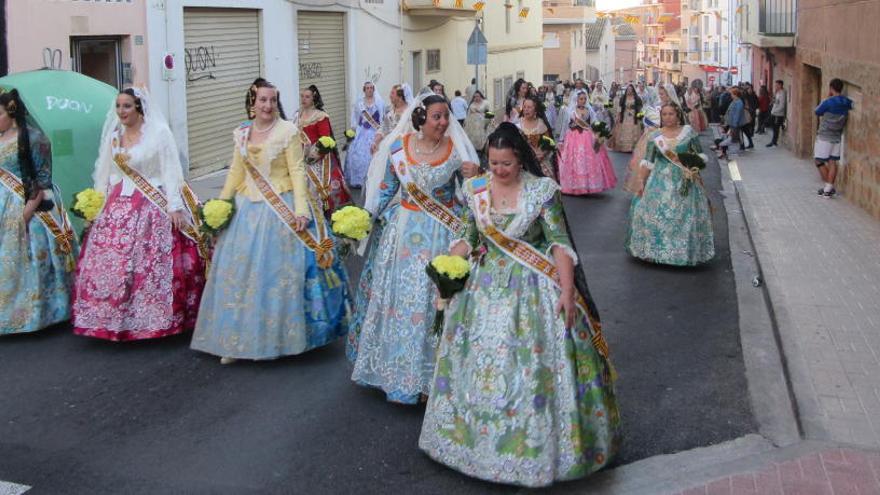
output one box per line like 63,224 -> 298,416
219,120 -> 310,218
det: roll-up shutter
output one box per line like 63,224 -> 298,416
297,11 -> 347,134
184,8 -> 261,176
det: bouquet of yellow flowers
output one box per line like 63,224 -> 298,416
199,199 -> 236,235
70,188 -> 105,222
539,135 -> 557,152
344,129 -> 356,141
330,205 -> 371,256
484,111 -> 495,120
426,255 -> 471,334
316,136 -> 337,155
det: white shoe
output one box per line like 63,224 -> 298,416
220,357 -> 237,365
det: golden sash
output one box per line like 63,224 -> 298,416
240,157 -> 334,269
396,160 -> 464,236
111,153 -> 210,266
299,130 -> 334,209
0,166 -> 76,264
471,182 -> 610,361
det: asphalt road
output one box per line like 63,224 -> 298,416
0,139 -> 755,494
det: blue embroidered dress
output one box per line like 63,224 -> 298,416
1,129 -> 76,334
418,173 -> 620,487
348,134 -> 462,404
191,121 -> 351,359
625,125 -> 715,266
344,101 -> 383,188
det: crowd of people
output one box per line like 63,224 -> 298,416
1,72 -> 732,487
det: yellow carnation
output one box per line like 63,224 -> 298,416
331,205 -> 371,241
344,129 -> 356,139
317,136 -> 336,149
73,188 -> 105,221
202,199 -> 234,229
430,255 -> 470,280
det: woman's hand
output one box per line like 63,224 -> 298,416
307,146 -> 321,163
461,161 -> 480,178
23,189 -> 44,227
169,210 -> 186,231
294,215 -> 309,232
555,288 -> 576,329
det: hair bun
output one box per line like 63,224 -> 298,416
411,107 -> 427,131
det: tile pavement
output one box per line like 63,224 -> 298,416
731,135 -> 880,449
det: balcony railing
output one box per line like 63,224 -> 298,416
759,0 -> 796,36
403,0 -> 477,16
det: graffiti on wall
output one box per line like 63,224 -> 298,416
42,48 -> 62,70
299,62 -> 322,80
185,45 -> 216,82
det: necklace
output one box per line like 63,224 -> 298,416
253,118 -> 278,134
414,135 -> 443,156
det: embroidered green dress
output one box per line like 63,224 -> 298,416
419,172 -> 620,487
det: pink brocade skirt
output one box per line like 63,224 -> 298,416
558,129 -> 618,195
72,183 -> 205,341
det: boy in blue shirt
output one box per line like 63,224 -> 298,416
814,78 -> 854,198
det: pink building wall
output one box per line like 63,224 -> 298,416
7,0 -> 149,87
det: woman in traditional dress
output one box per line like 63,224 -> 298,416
463,91 -> 490,154
349,90 -> 480,404
557,90 -> 617,195
504,79 -> 530,124
686,85 -> 708,133
73,88 -> 206,341
542,85 -> 558,131
516,95 -> 557,181
1,89 -> 77,335
292,85 -> 352,217
371,84 -> 413,154
344,82 -> 384,188
624,83 -> 677,191
625,103 -> 714,266
419,123 -> 620,487
191,78 -> 350,363
612,84 -> 643,152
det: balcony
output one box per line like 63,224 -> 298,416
744,0 -> 797,47
403,0 -> 478,16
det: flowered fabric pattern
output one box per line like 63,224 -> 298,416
419,173 -> 620,487
612,100 -> 642,152
348,135 -> 462,404
558,118 -> 617,195
298,113 -> 353,218
517,120 -> 558,182
344,104 -> 382,188
72,182 -> 204,341
625,126 -> 715,266
1,136 -> 76,335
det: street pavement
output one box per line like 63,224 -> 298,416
0,142 -> 756,493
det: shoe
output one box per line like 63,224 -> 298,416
825,188 -> 837,198
220,357 -> 237,365
766,143 -> 776,147
746,144 -> 754,149
817,187 -> 825,196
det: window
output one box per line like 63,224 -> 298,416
427,49 -> 440,72
703,16 -> 709,33
543,32 -> 560,48
493,78 -> 503,109
71,37 -> 122,89
713,42 -> 719,61
673,50 -> 679,63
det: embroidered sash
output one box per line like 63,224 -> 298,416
237,128 -> 334,269
361,109 -> 381,131
0,166 -> 76,261
652,133 -> 709,197
299,130 -> 334,208
469,177 -> 610,360
111,152 -> 210,265
396,159 -> 464,236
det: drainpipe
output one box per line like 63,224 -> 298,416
0,0 -> 8,76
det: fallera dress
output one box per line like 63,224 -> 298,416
73,126 -> 205,341
190,120 -> 351,359
625,126 -> 715,266
612,98 -> 643,152
1,128 -> 77,335
419,172 -> 620,487
516,119 -> 558,182
558,108 -> 617,195
294,110 -> 353,219
348,134 -> 463,404
344,100 -> 383,188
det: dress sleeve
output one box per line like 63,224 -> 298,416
159,126 -> 186,212
219,143 -> 245,200
284,134 -> 311,218
451,187 -> 479,253
30,131 -> 53,191
374,155 -> 400,215
316,117 -> 332,139
539,189 -> 578,265
640,134 -> 658,170
687,131 -> 704,155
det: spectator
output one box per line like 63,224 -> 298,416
767,80 -> 786,147
450,90 -> 468,126
756,85 -> 771,134
717,87 -> 745,161
814,78 -> 853,198
741,83 -> 758,149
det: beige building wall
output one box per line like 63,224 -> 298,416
7,0 -> 149,87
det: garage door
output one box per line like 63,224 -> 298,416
297,11 -> 347,134
184,8 -> 261,176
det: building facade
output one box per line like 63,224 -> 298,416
542,0 -> 596,85
741,0 -> 879,218
584,17 -> 614,83
613,20 -> 638,83
6,0 -> 149,88
680,0 -> 736,87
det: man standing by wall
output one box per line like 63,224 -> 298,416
767,80 -> 787,147
814,78 -> 853,198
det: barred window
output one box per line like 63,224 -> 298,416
427,49 -> 441,72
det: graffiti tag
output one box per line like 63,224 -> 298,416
45,96 -> 93,114
185,46 -> 217,82
299,63 -> 322,80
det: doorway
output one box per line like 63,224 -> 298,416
71,38 -> 122,89
411,51 -> 423,91
800,64 -> 822,154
